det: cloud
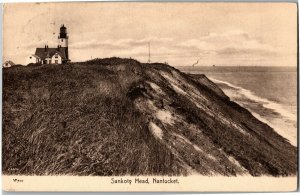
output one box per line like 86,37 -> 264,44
216,47 -> 276,57
70,37 -> 173,50
177,30 -> 276,55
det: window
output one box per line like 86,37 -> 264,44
30,56 -> 32,59
55,54 -> 58,58
55,60 -> 58,64
61,39 -> 63,42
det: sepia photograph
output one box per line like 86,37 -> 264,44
2,2 -> 298,192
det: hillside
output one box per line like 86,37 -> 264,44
2,58 -> 297,176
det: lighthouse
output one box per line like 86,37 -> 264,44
58,24 -> 69,62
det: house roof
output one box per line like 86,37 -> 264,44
3,60 -> 15,66
35,47 -> 67,60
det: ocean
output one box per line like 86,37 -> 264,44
177,66 -> 297,146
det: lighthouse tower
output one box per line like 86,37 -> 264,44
58,24 -> 69,62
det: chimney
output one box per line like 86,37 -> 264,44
44,45 -> 47,51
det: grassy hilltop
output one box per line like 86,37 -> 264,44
2,58 -> 297,176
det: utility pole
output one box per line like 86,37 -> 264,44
147,42 -> 151,63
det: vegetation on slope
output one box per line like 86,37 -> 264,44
2,57 -> 297,176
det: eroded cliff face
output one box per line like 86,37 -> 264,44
129,63 -> 297,176
3,58 -> 297,176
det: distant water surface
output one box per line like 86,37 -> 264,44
177,66 -> 297,146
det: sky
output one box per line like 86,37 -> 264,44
3,2 -> 297,66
